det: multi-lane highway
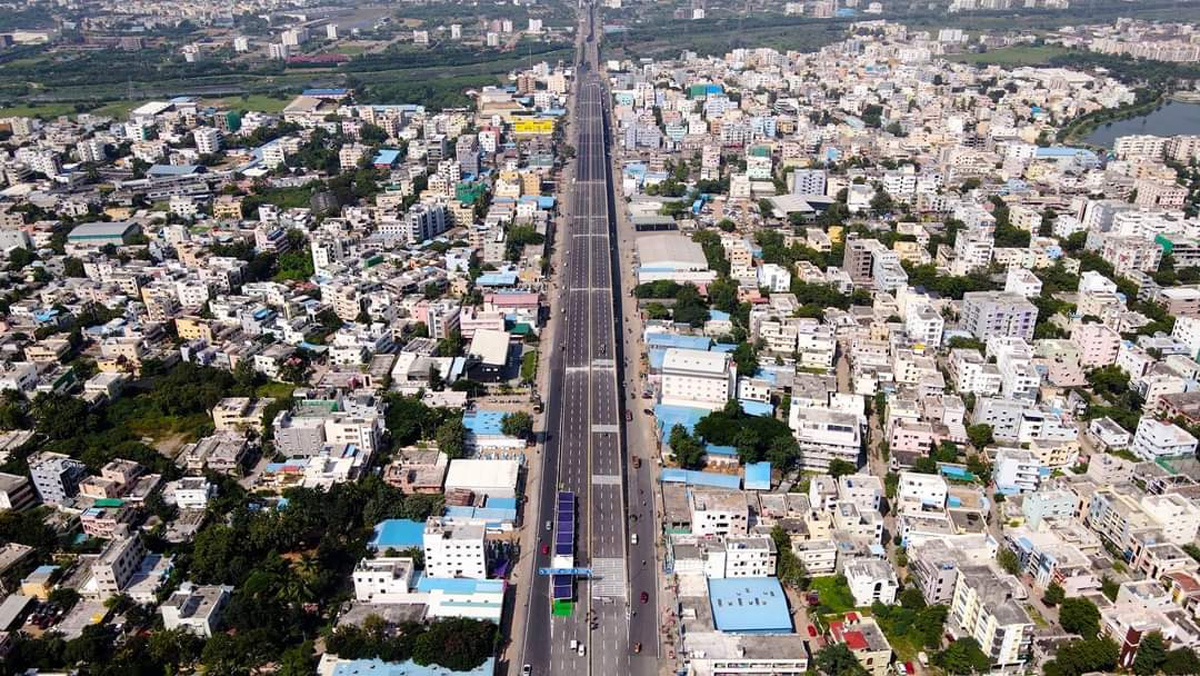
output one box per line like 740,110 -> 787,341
519,3 -> 658,675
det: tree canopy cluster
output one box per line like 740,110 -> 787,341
694,400 -> 801,470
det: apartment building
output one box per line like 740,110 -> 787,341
829,614 -> 894,676
0,473 -> 35,511
273,409 -> 385,457
948,566 -> 1033,669
28,451 -> 87,506
960,292 -> 1037,343
993,448 -> 1043,495
1071,322 -> 1121,368
160,582 -> 231,637
972,397 -> 1077,446
1101,235 -> 1163,277
905,302 -> 944,348
1141,493 -> 1200,547
689,488 -> 750,537
843,238 -> 888,285
90,534 -> 148,599
948,349 -> 1002,396
423,518 -> 488,579
845,559 -> 899,607
660,348 -> 736,411
1131,417 -> 1198,461
353,556 -> 417,603
674,535 -> 779,578
789,406 -> 862,471
897,471 -> 949,509
908,536 -> 997,606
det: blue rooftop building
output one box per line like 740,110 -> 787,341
331,658 -> 496,676
744,462 -> 772,491
707,577 -> 793,634
369,519 -> 426,551
660,469 -> 740,490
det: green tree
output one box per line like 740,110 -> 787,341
771,525 -> 809,589
671,283 -> 711,327
1133,632 -> 1167,676
411,618 -> 496,672
766,435 -> 801,471
501,411 -> 534,439
936,637 -> 991,674
1045,637 -> 1118,676
669,424 -> 706,470
814,643 -> 869,676
278,641 -> 318,676
435,418 -> 466,459
827,458 -> 857,478
899,587 -> 926,610
31,391 -> 95,440
645,302 -> 669,320
1163,646 -> 1200,674
870,188 -> 893,214
1043,582 -> 1065,606
997,548 -> 1021,575
966,424 -> 994,449
1059,597 -> 1101,638
732,342 -> 759,376
63,257 -> 86,277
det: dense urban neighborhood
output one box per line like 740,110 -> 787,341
3,0 -> 1200,675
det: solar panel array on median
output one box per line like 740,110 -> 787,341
554,491 -> 575,556
553,574 -> 572,600
553,491 -> 575,600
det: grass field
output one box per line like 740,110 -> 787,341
0,102 -> 79,119
204,94 -> 293,114
256,382 -> 296,399
0,100 -> 137,120
90,101 -> 138,119
947,45 -> 1069,66
809,576 -> 857,614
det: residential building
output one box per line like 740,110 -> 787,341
960,292 -> 1038,343
423,517 -> 487,579
947,566 -> 1033,669
1131,417 -> 1198,461
160,582 -> 231,637
660,348 -> 736,411
28,451 -> 87,506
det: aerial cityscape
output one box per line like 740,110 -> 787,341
4,0 -> 1200,675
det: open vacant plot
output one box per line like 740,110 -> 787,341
947,45 -> 1069,67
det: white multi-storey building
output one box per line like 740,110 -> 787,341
423,518 -> 487,579
1131,417 -> 1198,460
689,489 -> 750,537
660,348 -> 736,411
960,292 -> 1037,342
789,406 -> 862,471
193,127 -> 223,155
948,349 -> 1002,396
948,566 -> 1033,669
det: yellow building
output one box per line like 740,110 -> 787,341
20,565 -> 57,600
213,196 -> 244,221
511,118 -> 555,136
520,170 -> 542,196
175,316 -> 214,342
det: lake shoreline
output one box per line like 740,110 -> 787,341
1081,98 -> 1200,149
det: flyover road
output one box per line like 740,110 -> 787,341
518,3 -> 655,675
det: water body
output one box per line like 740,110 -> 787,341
1084,100 -> 1200,148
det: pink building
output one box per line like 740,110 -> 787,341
1071,322 -> 1121,368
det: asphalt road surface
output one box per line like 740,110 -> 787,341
518,4 -> 658,675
